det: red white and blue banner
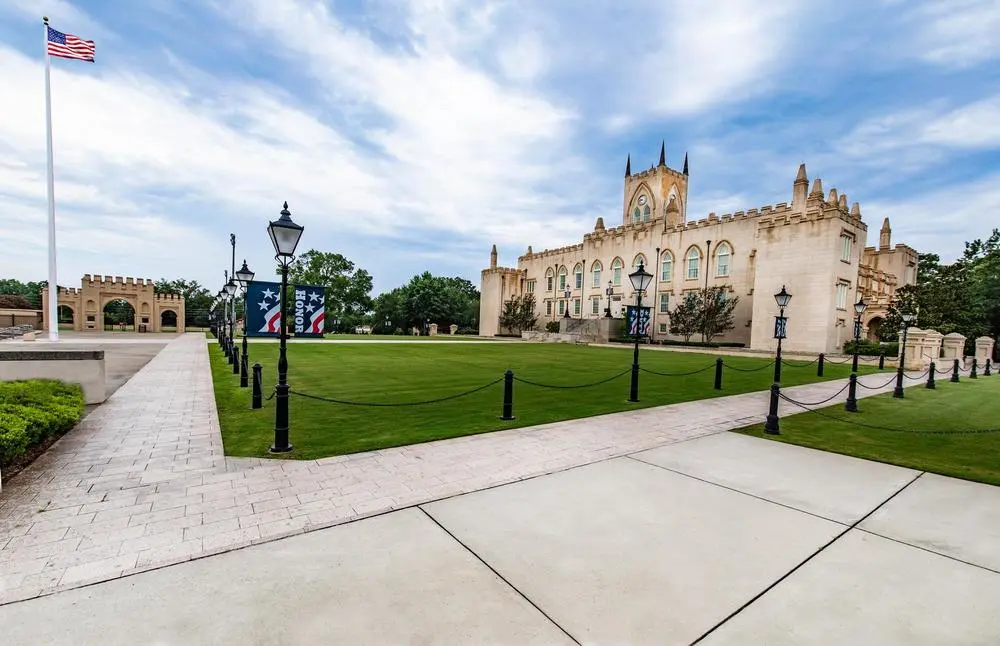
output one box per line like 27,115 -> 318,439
245,281 -> 283,337
626,305 -> 651,338
293,285 -> 326,337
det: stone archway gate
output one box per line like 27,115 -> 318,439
42,274 -> 185,333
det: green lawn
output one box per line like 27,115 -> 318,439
320,333 -> 493,340
738,374 -> 1000,486
211,343 -> 879,460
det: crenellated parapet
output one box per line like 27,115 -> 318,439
83,274 -> 156,291
518,242 -> 585,263
56,287 -> 81,296
154,293 -> 183,302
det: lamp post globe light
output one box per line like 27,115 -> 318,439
235,259 -> 255,387
627,261 -> 653,403
267,201 -> 304,454
764,285 -> 791,434
893,312 -> 916,398
604,281 -> 613,318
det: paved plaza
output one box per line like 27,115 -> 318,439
0,333 -> 997,644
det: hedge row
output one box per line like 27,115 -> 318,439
842,339 -> 899,357
0,379 -> 84,468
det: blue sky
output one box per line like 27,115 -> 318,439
1,0 -> 998,295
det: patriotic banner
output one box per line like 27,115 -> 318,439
293,285 -> 326,337
246,281 -> 283,337
626,305 -> 651,338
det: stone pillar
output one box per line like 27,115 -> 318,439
923,330 -> 943,365
975,336 -> 995,365
450,324 -> 458,335
429,323 -> 438,336
902,328 -> 927,370
940,332 -> 967,365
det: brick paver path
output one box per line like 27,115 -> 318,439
0,334 -> 940,604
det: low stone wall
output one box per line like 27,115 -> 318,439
522,331 -> 584,343
0,350 -> 106,404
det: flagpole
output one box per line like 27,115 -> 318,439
43,16 -> 59,342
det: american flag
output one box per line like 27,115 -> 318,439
46,25 -> 95,62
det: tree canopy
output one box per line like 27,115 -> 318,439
285,250 -> 373,332
0,279 -> 44,308
155,278 -> 214,328
373,272 -> 479,333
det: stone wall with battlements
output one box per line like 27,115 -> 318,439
42,275 -> 185,334
480,156 -> 915,354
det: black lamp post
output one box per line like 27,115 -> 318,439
627,261 -> 653,402
893,312 -> 915,399
384,316 -> 391,334
224,278 -> 237,369
604,281 -> 613,318
563,289 -> 571,318
845,297 -> 868,412
235,259 -> 255,387
765,285 -> 792,434
267,201 -> 304,453
216,290 -> 225,348
851,297 -> 868,373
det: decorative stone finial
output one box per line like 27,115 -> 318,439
851,202 -> 862,218
828,188 -> 838,205
838,194 -> 848,210
682,152 -> 689,176
625,154 -> 631,177
594,217 -> 605,231
658,141 -> 666,166
794,163 -> 807,183
809,177 -> 824,197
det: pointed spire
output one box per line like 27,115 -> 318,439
658,140 -> 665,166
794,163 -> 807,184
838,194 -> 848,210
881,216 -> 890,231
625,154 -> 631,177
490,244 -> 497,269
682,152 -> 689,175
526,245 -> 533,255
828,188 -> 838,205
851,203 -> 862,218
595,217 -> 606,231
809,177 -> 824,197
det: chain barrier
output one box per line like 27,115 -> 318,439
640,364 -> 716,377
289,377 -> 503,407
723,360 -> 775,372
903,369 -> 932,381
779,396 -> 1000,435
265,387 -> 277,401
514,369 -> 630,389
856,374 -> 900,390
777,382 -> 851,407
823,356 -> 853,364
781,357 -> 820,368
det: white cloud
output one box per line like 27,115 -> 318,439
903,0 -> 1000,68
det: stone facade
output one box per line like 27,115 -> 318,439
42,274 -> 185,334
480,150 -> 918,354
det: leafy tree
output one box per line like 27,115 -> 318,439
499,293 -> 539,334
372,272 -> 480,334
285,250 -> 373,333
701,287 -> 739,342
669,292 -> 701,341
0,279 -> 45,308
0,294 -> 35,310
155,278 -> 214,328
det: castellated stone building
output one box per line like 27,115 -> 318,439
41,274 -> 186,333
479,145 -> 917,354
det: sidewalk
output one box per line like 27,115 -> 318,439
0,333 -> 936,604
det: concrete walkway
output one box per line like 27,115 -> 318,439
0,334 -> 971,607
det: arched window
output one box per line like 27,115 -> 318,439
573,263 -> 584,289
611,258 -> 623,285
591,261 -> 603,287
643,205 -> 651,222
660,251 -> 674,281
716,242 -> 731,277
632,254 -> 647,271
632,207 -> 641,223
545,267 -> 554,292
686,247 -> 701,280
558,266 -> 568,291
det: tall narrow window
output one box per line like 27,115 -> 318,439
558,267 -> 567,291
592,261 -> 603,287
574,264 -> 583,289
840,234 -> 853,262
574,299 -> 581,315
591,297 -> 600,314
716,242 -> 731,277
836,281 -> 849,309
661,251 -> 673,281
632,253 -> 647,271
545,268 -> 554,292
659,293 -> 670,314
643,205 -> 651,222
686,247 -> 701,280
558,300 -> 565,315
633,208 -> 641,223
546,301 -> 552,315
612,258 -> 623,285
526,280 -> 535,293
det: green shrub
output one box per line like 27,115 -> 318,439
545,321 -> 561,333
0,379 -> 84,469
843,339 -> 898,357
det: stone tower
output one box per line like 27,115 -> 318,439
879,217 -> 892,249
622,142 -> 689,227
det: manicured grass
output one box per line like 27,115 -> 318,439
738,374 -> 1000,486
211,342 -> 879,460
320,334 -> 494,340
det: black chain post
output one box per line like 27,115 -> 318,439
232,341 -> 240,374
926,361 -> 936,389
714,357 -> 723,390
970,358 -> 978,379
844,373 -> 858,412
764,383 -> 780,434
879,353 -> 885,370
986,359 -> 992,377
252,363 -> 262,409
817,353 -> 824,376
951,358 -> 960,383
240,353 -> 249,387
499,369 -> 515,420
